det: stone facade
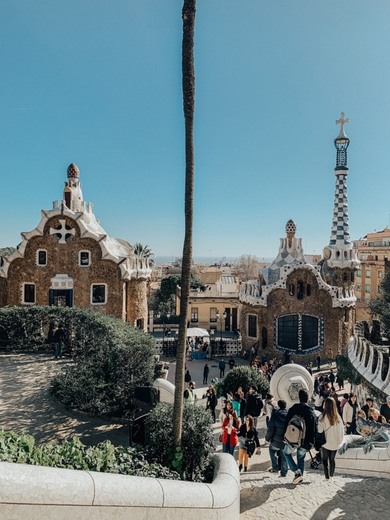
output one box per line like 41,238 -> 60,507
0,164 -> 152,329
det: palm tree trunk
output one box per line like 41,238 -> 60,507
173,0 -> 196,448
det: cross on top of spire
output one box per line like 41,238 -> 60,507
336,112 -> 349,138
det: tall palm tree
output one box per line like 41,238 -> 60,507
173,0 -> 196,448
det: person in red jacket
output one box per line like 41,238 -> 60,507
221,405 -> 240,456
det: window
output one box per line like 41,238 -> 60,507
356,269 -> 362,277
365,284 -> 371,293
366,270 -> 371,278
23,283 -> 36,304
210,307 -> 217,322
36,250 -> 47,266
378,271 -> 384,279
306,284 -> 311,297
288,283 -> 295,296
191,307 -> 198,323
355,284 -> 361,291
91,284 -> 107,304
79,251 -> 91,267
248,315 -> 257,338
297,281 -> 304,300
276,314 -> 322,352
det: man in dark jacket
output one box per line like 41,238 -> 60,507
244,386 -> 263,428
283,389 -> 317,484
265,400 -> 288,476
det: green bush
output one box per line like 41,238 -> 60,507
145,402 -> 215,482
0,429 -> 180,480
217,365 -> 270,398
0,306 -> 157,417
336,354 -> 362,385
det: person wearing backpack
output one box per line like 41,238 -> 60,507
283,389 -> 317,484
245,386 -> 263,429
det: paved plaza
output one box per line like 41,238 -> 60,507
0,352 -> 388,519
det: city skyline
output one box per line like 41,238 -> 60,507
1,1 -> 390,258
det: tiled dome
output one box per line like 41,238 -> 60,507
67,163 -> 80,179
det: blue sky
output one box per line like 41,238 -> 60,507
1,1 -> 390,260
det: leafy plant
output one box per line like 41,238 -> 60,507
336,354 -> 362,385
0,429 -> 180,480
145,402 -> 215,482
217,365 -> 270,398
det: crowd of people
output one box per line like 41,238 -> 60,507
184,362 -> 390,484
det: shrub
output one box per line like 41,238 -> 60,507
0,429 -> 180,480
144,402 -> 215,482
336,354 -> 362,385
217,365 -> 270,398
0,306 -> 157,417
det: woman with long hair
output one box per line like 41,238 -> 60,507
220,403 -> 240,456
205,385 -> 218,423
237,415 -> 260,473
318,397 -> 345,479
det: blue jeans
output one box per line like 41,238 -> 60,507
269,445 -> 288,476
284,446 -> 307,475
222,443 -> 236,456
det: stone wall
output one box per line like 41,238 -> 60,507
4,216 -> 124,319
126,279 -> 148,330
240,268 -> 354,362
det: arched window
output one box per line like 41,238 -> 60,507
297,281 -> 304,300
289,283 -> 295,296
306,284 -> 311,296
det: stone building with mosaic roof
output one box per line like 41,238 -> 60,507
239,114 -> 360,361
0,164 -> 152,329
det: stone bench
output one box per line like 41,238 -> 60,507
0,453 -> 240,519
336,434 -> 390,478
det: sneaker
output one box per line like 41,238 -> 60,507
292,471 -> 303,484
268,468 -> 278,473
279,474 -> 287,478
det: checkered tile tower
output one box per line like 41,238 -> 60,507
321,113 -> 359,286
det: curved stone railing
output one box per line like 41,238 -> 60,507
348,324 -> 390,396
0,453 -> 240,520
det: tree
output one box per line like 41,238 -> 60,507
133,242 -> 155,267
369,267 -> 390,340
173,0 -> 196,449
234,254 -> 261,282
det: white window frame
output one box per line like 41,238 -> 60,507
91,283 -> 107,305
79,250 -> 91,267
22,283 -> 36,305
36,249 -> 47,267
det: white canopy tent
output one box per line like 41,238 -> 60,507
186,327 -> 210,338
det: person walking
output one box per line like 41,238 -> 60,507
205,385 -> 217,422
183,381 -> 196,405
318,397 -> 345,479
184,369 -> 192,384
219,358 -> 226,378
283,389 -> 317,484
265,400 -> 288,476
244,386 -> 263,429
203,363 -> 210,385
53,324 -> 65,359
237,415 -> 260,473
221,407 -> 240,456
342,393 -> 361,434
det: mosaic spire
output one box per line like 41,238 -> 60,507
330,113 -> 350,246
321,113 -> 359,279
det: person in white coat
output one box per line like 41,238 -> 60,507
318,397 -> 345,479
